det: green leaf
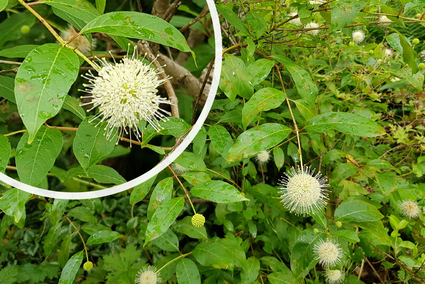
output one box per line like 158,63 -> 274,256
269,272 -> 299,284
181,171 -> 211,186
273,147 -> 284,171
0,12 -> 36,49
216,4 -> 250,35
87,165 -> 126,184
147,177 -> 173,219
0,75 -> 15,103
291,229 -> 320,280
375,172 -> 397,196
58,251 -> 84,284
16,126 -> 63,186
0,45 -> 38,58
80,12 -> 190,52
208,125 -> 234,158
59,235 -> 73,268
0,265 -> 18,284
294,99 -> 316,121
329,1 -> 367,31
407,72 -> 424,91
272,54 -> 318,107
176,258 -> 201,284
333,230 -> 360,243
173,216 -> 208,240
227,123 -> 292,162
43,0 -> 100,23
247,58 -> 275,85
145,197 -> 185,245
386,28 -> 418,74
329,163 -> 359,187
62,96 -> 86,120
86,230 -> 122,245
95,0 -> 106,13
0,0 -> 8,12
67,206 -> 97,224
386,33 -> 403,54
242,88 -> 286,129
151,229 -> 179,252
0,135 -> 11,173
130,175 -> 156,205
219,54 -> 254,101
192,126 -> 207,155
191,180 -> 248,203
141,117 -> 191,146
246,10 -> 266,39
45,199 -> 68,226
15,44 -> 79,143
305,112 -> 385,137
334,200 -> 384,223
241,257 -> 260,284
312,211 -> 328,228
73,117 -> 117,171
174,151 -> 207,172
0,188 -> 32,224
44,222 -> 63,256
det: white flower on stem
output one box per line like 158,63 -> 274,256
135,266 -> 161,284
305,22 -> 319,36
80,49 -> 171,141
352,30 -> 365,43
379,15 -> 392,25
256,150 -> 270,164
401,200 -> 420,219
325,268 -> 344,283
278,166 -> 329,216
385,48 -> 393,58
289,12 -> 302,26
314,239 -> 343,267
61,25 -> 95,53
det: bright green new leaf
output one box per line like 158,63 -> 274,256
334,200 -> 384,223
191,180 -> 248,203
80,12 -> 191,52
227,123 -> 292,162
86,230 -> 122,245
208,125 -> 234,158
58,251 -> 84,284
15,44 -> 79,144
0,135 -> 11,173
241,257 -> 260,284
67,206 -> 97,224
176,258 -> 201,284
216,4 -> 250,35
145,197 -> 185,245
242,87 -> 286,129
95,0 -> 106,14
333,230 -> 360,243
305,112 -> 385,137
246,10 -> 267,39
219,54 -> 254,101
0,0 -> 8,12
330,1 -> 367,31
16,126 -> 63,186
0,188 -> 32,224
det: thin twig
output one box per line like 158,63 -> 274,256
364,255 -> 385,284
180,8 -> 210,32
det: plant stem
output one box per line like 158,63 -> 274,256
156,252 -> 192,274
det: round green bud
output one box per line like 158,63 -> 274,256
413,38 -> 420,45
369,50 -> 374,55
313,228 -> 319,234
417,14 -> 422,18
419,63 -> 425,70
336,221 -> 342,227
20,25 -> 30,35
349,41 -> 355,47
83,261 -> 93,271
191,213 -> 205,228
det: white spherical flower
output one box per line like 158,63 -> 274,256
314,239 -> 343,267
385,48 -> 393,58
136,266 -> 161,284
289,12 -> 302,26
171,163 -> 188,174
256,150 -> 270,164
352,30 -> 365,43
325,268 -> 344,283
61,25 -> 95,53
401,200 -> 420,219
278,166 -> 329,216
81,51 -> 171,140
305,22 -> 319,36
379,15 -> 392,25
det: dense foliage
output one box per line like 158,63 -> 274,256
1,0 -> 425,283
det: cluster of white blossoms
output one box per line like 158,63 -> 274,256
289,12 -> 302,26
305,22 -> 320,36
401,200 -> 420,219
256,150 -> 270,164
278,166 -> 329,216
61,25 -> 95,54
314,239 -> 344,267
352,30 -> 365,43
135,266 -> 161,284
80,49 -> 171,141
325,268 -> 344,284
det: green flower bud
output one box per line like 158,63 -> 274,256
21,25 -> 30,35
419,63 -> 425,70
412,38 -> 420,45
191,213 -> 205,228
83,261 -> 93,271
349,41 -> 355,47
313,228 -> 319,234
336,221 -> 342,227
369,50 -> 374,55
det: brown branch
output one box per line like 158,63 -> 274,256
364,255 -> 385,284
180,8 -> 210,32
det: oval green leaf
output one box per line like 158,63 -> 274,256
174,151 -> 207,172
86,230 -> 122,245
145,197 -> 185,245
227,123 -> 292,163
176,258 -> 201,284
305,112 -> 385,137
80,12 -> 190,52
16,126 -> 63,186
208,125 -> 234,158
334,200 -> 384,223
15,44 -> 80,144
58,251 -> 84,284
329,1 -> 367,31
43,0 -> 99,22
87,165 -> 126,184
0,188 -> 32,224
219,54 -> 254,101
67,206 -> 97,224
130,175 -> 156,205
0,135 -> 11,173
191,180 -> 248,203
147,177 -> 173,219
151,229 -> 179,252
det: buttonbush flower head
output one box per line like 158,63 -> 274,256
61,25 -> 95,53
325,268 -> 344,283
352,30 -> 365,43
401,200 -> 420,219
385,48 -> 393,58
256,150 -> 270,164
278,166 -> 329,216
379,15 -> 392,25
83,261 -> 93,271
314,239 -> 343,267
305,22 -> 319,36
135,266 -> 161,284
289,12 -> 302,26
192,213 -> 206,227
81,48 -> 171,141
